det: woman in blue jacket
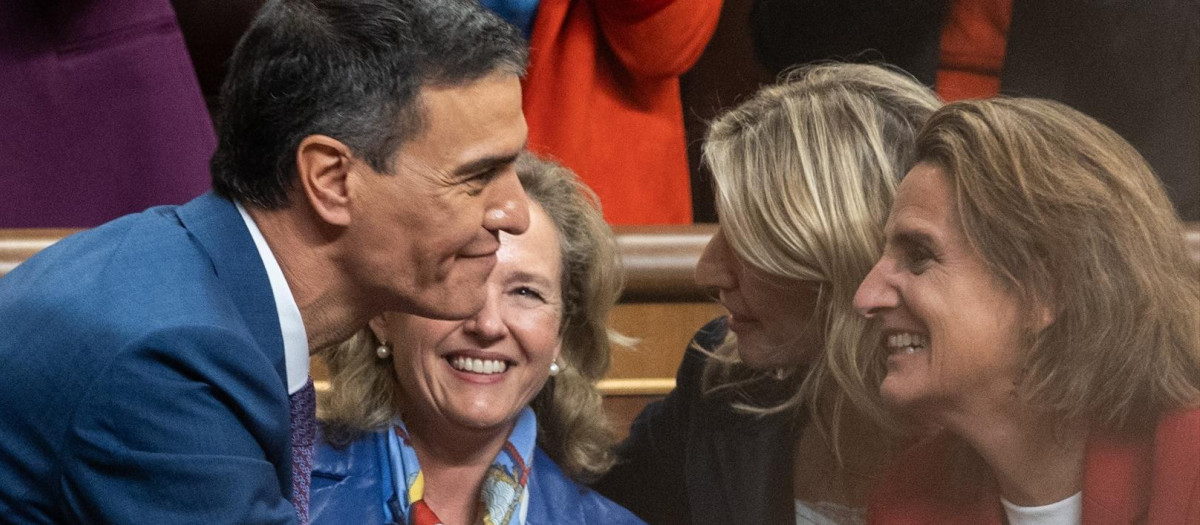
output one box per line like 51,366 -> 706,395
309,153 -> 641,525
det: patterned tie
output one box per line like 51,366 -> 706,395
289,378 -> 317,525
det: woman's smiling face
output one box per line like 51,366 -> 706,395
375,202 -> 563,438
854,163 -> 1029,421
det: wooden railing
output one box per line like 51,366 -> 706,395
9,222 -> 1197,292
615,224 -> 717,302
0,229 -> 78,277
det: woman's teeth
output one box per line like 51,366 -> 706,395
887,333 -> 927,355
449,356 -> 509,375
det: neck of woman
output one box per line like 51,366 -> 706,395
941,401 -> 1088,507
405,415 -> 514,525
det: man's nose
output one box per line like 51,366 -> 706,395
483,169 -> 530,236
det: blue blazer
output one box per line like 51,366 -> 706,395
310,426 -> 646,525
0,192 -> 297,523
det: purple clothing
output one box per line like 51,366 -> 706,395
289,378 -> 317,525
0,0 -> 215,227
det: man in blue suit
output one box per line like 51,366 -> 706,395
0,0 -> 530,522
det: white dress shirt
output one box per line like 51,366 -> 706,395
237,203 -> 309,395
1002,492 -> 1083,525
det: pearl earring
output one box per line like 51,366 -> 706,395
376,343 -> 392,359
548,361 -> 561,376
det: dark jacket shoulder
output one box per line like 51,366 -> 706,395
594,317 -> 800,525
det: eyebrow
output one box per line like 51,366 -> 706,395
452,144 -> 526,177
507,270 -> 556,290
890,227 -> 938,252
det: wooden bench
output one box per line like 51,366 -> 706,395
5,223 -> 1199,435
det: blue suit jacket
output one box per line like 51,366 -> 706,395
310,426 -> 646,525
0,192 -> 297,523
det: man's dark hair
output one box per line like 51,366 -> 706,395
210,0 -> 527,208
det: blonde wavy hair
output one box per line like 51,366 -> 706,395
699,63 -> 941,444
319,152 -> 626,481
851,98 -> 1200,433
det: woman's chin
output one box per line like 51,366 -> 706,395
444,405 -> 520,432
418,395 -> 521,438
879,377 -> 920,412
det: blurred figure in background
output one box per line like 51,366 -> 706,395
0,0 -> 215,227
493,0 -> 721,225
749,0 -> 1198,221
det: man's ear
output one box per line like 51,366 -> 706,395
296,134 -> 353,226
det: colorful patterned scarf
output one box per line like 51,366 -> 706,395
384,407 -> 537,525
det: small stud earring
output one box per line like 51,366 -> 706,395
376,343 -> 392,360
548,361 -> 561,376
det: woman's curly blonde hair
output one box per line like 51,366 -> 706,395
318,152 -> 626,482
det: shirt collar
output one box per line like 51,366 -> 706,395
236,202 -> 310,394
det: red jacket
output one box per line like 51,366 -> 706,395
522,0 -> 721,224
869,409 -> 1200,524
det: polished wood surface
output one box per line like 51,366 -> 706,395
608,302 -> 726,381
613,223 -> 718,302
603,394 -> 668,437
0,229 -> 78,276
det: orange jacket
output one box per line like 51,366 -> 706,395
936,0 -> 1012,101
522,0 -> 721,224
868,408 -> 1200,524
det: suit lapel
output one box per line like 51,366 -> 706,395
174,192 -> 288,391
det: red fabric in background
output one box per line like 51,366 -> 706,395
522,0 -> 721,225
936,0 -> 1012,101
